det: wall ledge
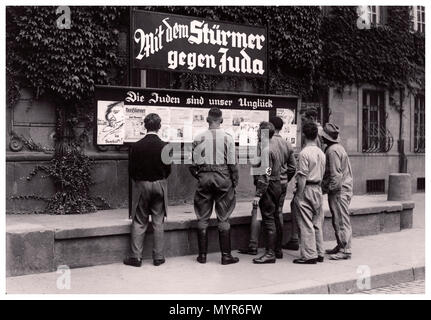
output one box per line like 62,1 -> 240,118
6,151 -> 129,162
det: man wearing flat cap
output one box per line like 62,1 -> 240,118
190,107 -> 239,265
321,123 -> 354,260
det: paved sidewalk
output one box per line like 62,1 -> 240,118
6,226 -> 424,294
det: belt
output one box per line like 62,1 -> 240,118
306,181 -> 321,185
269,177 -> 281,182
199,164 -> 230,173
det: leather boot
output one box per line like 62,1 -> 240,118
219,229 -> 239,265
196,228 -> 208,264
275,214 -> 283,259
253,231 -> 276,264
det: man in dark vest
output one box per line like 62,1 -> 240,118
190,107 -> 240,265
124,113 -> 171,267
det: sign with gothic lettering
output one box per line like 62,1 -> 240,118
95,86 -> 297,146
131,10 -> 268,77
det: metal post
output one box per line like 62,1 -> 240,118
128,6 -> 133,219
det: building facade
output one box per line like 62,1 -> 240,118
6,6 -> 425,213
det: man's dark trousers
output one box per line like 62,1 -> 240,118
194,169 -> 236,231
259,180 -> 282,250
131,180 -> 167,261
275,182 -> 288,251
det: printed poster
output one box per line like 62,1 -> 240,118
145,106 -> 171,125
97,100 -> 125,145
232,110 -> 268,145
239,122 -> 260,146
192,108 -> 209,126
276,108 -> 295,125
276,108 -> 297,147
124,105 -> 146,143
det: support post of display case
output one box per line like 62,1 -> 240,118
128,6 -> 134,219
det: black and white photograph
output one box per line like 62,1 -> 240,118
1,1 -> 429,304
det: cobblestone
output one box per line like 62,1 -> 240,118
357,280 -> 425,294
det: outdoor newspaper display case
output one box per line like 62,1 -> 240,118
95,86 -> 298,148
94,9 -> 299,217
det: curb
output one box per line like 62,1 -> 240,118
230,265 -> 425,294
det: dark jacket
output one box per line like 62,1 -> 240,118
272,134 -> 296,184
252,138 -> 283,197
322,143 -> 353,195
129,133 -> 171,182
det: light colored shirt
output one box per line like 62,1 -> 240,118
192,128 -> 235,166
322,143 -> 353,195
297,144 -> 326,183
190,128 -> 239,187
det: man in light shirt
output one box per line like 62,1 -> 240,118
321,123 -> 354,260
294,121 -> 326,264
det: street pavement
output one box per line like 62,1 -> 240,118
357,280 -> 425,294
6,193 -> 425,295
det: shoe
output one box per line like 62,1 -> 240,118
253,251 -> 276,264
197,255 -> 207,264
293,258 -> 317,264
282,240 -> 299,251
275,250 -> 283,259
254,230 -> 277,264
123,257 -> 142,267
219,229 -> 239,265
238,247 -> 258,255
325,245 -> 340,255
196,228 -> 208,264
317,256 -> 324,263
153,258 -> 166,266
329,252 -> 352,260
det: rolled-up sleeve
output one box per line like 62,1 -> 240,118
297,152 -> 309,177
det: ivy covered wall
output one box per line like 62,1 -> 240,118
5,6 -> 425,213
319,6 -> 424,93
7,6 -> 424,111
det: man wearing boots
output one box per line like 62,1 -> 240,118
321,123 -> 354,260
239,117 -> 296,258
190,107 -> 240,265
252,121 -> 283,264
294,121 -> 326,264
124,113 -> 171,267
270,116 -> 296,258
